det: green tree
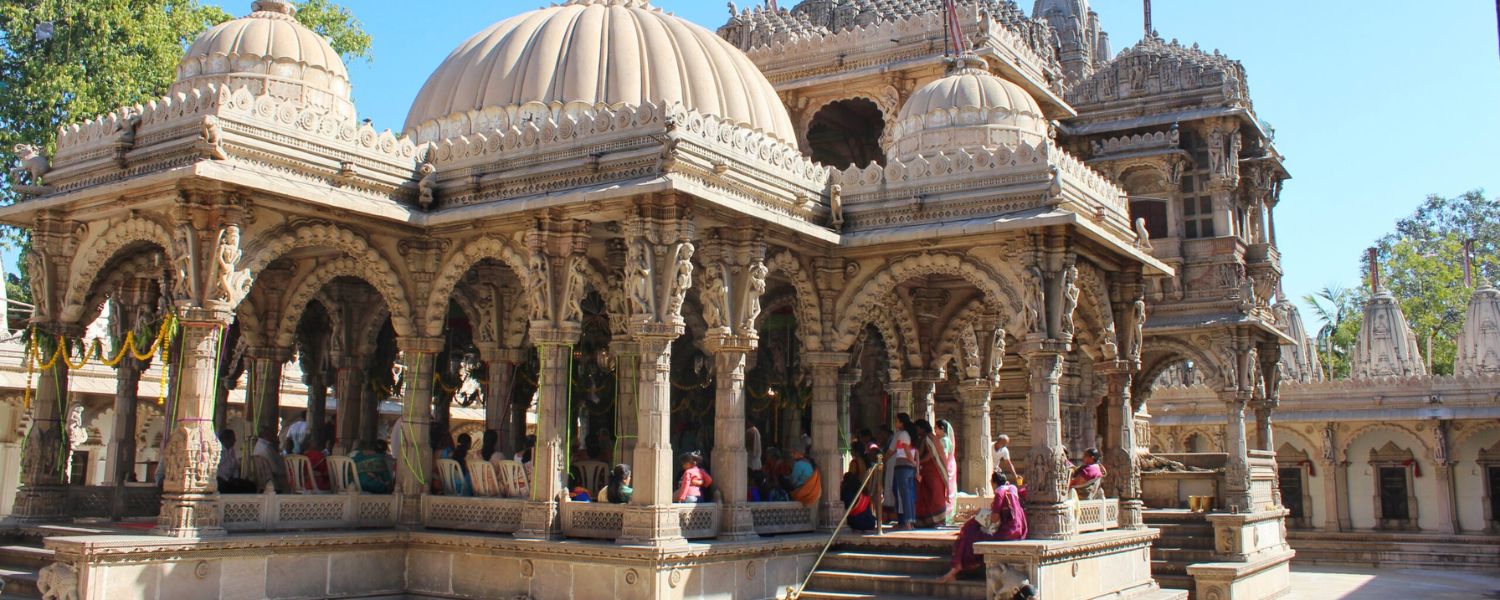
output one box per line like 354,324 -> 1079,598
0,0 -> 372,300
1303,284 -> 1363,379
1366,190 -> 1499,375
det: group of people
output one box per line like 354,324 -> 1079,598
845,413 -> 961,531
214,412 -> 397,496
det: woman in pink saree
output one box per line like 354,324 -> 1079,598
937,472 -> 1028,583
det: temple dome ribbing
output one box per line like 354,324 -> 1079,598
885,55 -> 1048,162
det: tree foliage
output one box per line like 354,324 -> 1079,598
0,0 -> 372,301
1302,285 -> 1362,379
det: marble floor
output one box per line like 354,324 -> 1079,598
1287,565 -> 1500,599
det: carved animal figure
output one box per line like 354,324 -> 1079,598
10,144 -> 49,186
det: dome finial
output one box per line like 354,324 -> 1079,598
251,0 -> 296,16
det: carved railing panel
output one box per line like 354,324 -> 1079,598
420,496 -> 525,533
1075,499 -> 1121,533
677,503 -> 721,539
220,493 -> 397,532
749,502 -> 816,535
560,502 -> 626,539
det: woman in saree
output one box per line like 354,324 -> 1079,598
1070,447 -> 1107,500
937,472 -> 1028,583
914,420 -> 951,527
937,419 -> 959,525
788,448 -> 823,506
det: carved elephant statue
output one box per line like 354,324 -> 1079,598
37,562 -> 79,600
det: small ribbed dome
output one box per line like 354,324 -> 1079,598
404,0 -> 796,144
886,56 -> 1048,162
172,0 -> 354,122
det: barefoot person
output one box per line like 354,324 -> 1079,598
938,472 -> 1028,583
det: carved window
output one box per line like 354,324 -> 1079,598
1369,441 -> 1418,530
1182,196 -> 1214,239
806,99 -> 886,169
1129,200 -> 1169,239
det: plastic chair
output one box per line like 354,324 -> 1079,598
469,459 -> 502,498
436,458 -> 466,496
574,460 -> 609,495
495,460 -> 530,499
328,455 -> 360,495
285,455 -> 319,494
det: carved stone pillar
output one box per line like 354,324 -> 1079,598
1254,400 -> 1275,453
359,376 -> 381,446
610,340 -> 641,469
394,338 -> 440,526
1101,366 -> 1144,529
837,370 -> 859,461
699,229 -> 767,540
332,355 -> 364,453
1433,420 -> 1459,534
246,347 -> 288,443
885,381 -> 912,427
958,379 -> 995,496
14,328 -> 74,521
108,348 -> 145,519
911,376 -> 938,427
1221,390 -> 1254,513
807,352 -> 850,530
1318,424 -> 1342,531
517,329 -> 579,541
480,348 -> 524,456
155,312 -> 229,537
300,333 -> 330,452
618,198 -> 693,547
1021,344 -> 1074,539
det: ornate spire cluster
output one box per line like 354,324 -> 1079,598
1455,284 -> 1500,377
1349,290 -> 1427,380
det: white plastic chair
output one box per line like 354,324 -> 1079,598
328,455 -> 360,495
469,459 -> 502,498
436,458 -> 466,496
574,460 -> 609,495
495,460 -> 529,499
285,455 -> 319,494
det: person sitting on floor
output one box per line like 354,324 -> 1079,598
937,472 -> 1028,583
841,472 -> 877,533
788,448 -> 822,507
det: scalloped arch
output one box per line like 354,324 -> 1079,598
764,251 -> 824,352
77,252 -> 167,329
933,299 -> 987,376
1138,336 -> 1228,398
422,236 -> 529,339
273,257 -> 400,349
239,223 -> 412,340
61,217 -> 177,325
1341,422 -> 1430,464
833,253 -> 1020,352
1454,421 -> 1500,459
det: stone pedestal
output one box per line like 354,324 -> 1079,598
1220,393 -> 1254,514
1185,509 -> 1295,599
978,529 -> 1167,600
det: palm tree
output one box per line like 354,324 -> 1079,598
1303,285 -> 1359,378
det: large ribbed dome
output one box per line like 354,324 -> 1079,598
172,1 -> 355,122
886,56 -> 1048,161
404,0 -> 796,143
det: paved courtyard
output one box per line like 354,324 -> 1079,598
1288,565 -> 1500,599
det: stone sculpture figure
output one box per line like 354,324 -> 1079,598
10,144 -> 50,187
211,225 -> 246,304
667,242 -> 694,317
562,258 -> 588,323
171,226 -> 196,303
627,238 -> 654,317
701,268 -> 727,330
1207,127 -> 1225,179
417,162 -> 438,208
829,184 -> 844,232
1022,264 -> 1044,336
201,116 -> 228,160
1130,298 -> 1146,361
745,260 -> 768,332
1134,218 -> 1153,251
1060,265 -> 1080,337
528,248 -> 552,322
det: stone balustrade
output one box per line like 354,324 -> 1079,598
65,485 -> 161,519
220,492 -> 399,532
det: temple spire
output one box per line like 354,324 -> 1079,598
1143,0 -> 1153,37
943,0 -> 968,56
1367,247 -> 1381,293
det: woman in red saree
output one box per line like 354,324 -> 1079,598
937,472 -> 1028,583
914,420 -> 951,527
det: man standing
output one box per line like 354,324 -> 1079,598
993,434 -> 1018,480
746,424 -> 763,472
283,410 -> 310,454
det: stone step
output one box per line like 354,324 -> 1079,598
1287,532 -> 1500,571
1150,559 -> 1188,576
821,550 -> 951,576
807,570 -> 986,600
1135,587 -> 1191,600
797,590 -> 934,600
1153,573 -> 1195,595
1152,547 -> 1216,564
1152,535 -> 1215,550
0,545 -> 54,570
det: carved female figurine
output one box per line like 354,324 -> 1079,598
745,260 -> 768,331
212,225 -> 244,303
1060,266 -> 1080,337
667,242 -> 694,317
627,238 -> 654,317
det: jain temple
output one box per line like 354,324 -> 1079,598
0,0 -> 1494,599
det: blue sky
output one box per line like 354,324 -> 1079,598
204,0 -> 1500,322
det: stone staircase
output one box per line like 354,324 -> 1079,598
797,533 -> 987,600
1288,530 -> 1500,571
1144,510 -> 1216,596
0,530 -> 52,599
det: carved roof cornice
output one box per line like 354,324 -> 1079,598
1066,35 -> 1253,129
